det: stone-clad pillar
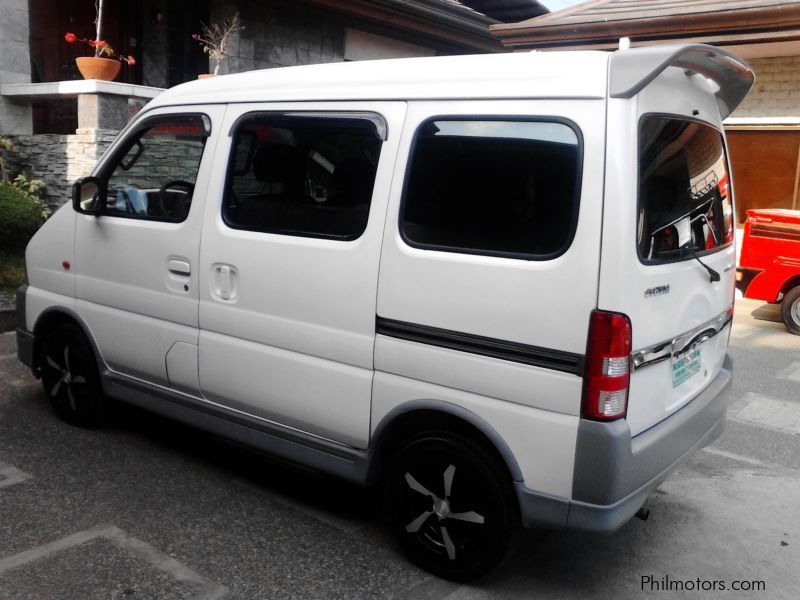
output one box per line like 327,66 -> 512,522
77,94 -> 132,131
0,0 -> 32,134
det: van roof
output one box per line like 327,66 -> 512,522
146,44 -> 753,119
146,51 -> 611,108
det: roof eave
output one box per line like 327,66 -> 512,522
304,0 -> 505,53
491,4 -> 800,50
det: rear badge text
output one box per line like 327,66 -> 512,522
644,285 -> 670,298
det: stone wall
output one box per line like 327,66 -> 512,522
0,0 -> 32,134
7,129 -> 118,207
107,134 -> 205,192
8,127 -> 206,209
732,56 -> 800,119
210,1 -> 344,75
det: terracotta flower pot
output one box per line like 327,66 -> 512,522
75,57 -> 121,81
197,74 -> 216,79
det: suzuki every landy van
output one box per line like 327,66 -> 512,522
16,44 -> 752,580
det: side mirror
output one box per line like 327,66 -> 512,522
72,177 -> 105,215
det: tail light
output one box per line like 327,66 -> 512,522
582,310 -> 632,421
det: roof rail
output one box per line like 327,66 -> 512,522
609,44 -> 754,119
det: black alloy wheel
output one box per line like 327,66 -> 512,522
386,431 -> 519,581
40,324 -> 104,426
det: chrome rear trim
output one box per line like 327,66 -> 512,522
632,308 -> 732,371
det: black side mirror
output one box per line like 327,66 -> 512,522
72,176 -> 105,215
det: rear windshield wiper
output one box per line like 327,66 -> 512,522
678,247 -> 721,283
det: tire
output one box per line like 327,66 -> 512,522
40,324 -> 104,426
385,430 -> 520,581
782,286 -> 800,335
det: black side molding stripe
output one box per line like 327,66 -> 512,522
376,316 -> 584,376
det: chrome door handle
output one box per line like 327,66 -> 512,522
168,259 -> 191,276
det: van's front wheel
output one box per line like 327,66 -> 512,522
385,431 -> 519,581
40,324 -> 104,426
782,286 -> 800,335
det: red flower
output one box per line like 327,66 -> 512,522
90,39 -> 107,48
126,56 -> 136,65
64,32 -> 76,43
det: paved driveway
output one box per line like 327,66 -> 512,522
1,298 -> 798,599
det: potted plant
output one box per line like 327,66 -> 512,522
64,0 -> 135,81
192,12 -> 244,78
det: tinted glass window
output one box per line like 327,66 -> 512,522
223,114 -> 382,240
401,120 -> 581,259
638,117 -> 733,262
104,116 -> 208,222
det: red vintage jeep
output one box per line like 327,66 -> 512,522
737,209 -> 800,334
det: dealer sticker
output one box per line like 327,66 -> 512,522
672,348 -> 701,388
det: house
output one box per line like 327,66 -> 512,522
491,0 -> 800,221
0,0 -> 547,205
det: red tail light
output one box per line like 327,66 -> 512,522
582,310 -> 632,421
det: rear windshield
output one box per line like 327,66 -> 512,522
637,117 -> 733,262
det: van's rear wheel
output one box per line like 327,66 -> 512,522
40,324 -> 104,426
782,286 -> 800,335
385,431 -> 519,581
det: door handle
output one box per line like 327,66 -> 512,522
212,263 -> 238,302
168,259 -> 191,277
220,265 -> 232,300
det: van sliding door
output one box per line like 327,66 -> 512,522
197,102 -> 406,449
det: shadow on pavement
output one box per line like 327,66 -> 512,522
750,302 -> 781,323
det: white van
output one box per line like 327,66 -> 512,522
16,44 -> 752,580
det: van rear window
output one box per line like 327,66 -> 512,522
638,117 -> 734,262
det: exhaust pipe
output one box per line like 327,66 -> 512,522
635,507 -> 650,521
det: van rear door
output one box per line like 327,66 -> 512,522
599,46 -> 753,436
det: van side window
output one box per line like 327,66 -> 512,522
401,119 -> 581,259
104,115 -> 208,222
637,117 -> 733,262
222,114 -> 382,240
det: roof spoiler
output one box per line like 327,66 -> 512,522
609,44 -> 754,119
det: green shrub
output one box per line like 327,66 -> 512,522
12,172 -> 47,198
0,182 -> 48,248
0,248 -> 25,297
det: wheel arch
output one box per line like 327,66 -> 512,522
32,307 -> 105,378
365,400 -> 524,486
780,275 -> 800,299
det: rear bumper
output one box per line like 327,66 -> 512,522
516,355 -> 732,532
